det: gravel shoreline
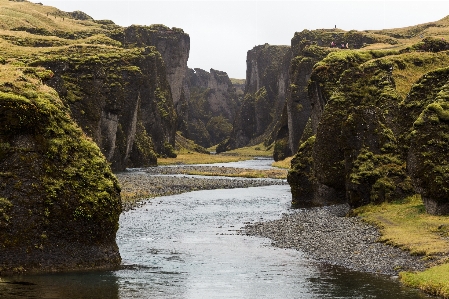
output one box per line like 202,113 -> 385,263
116,167 -> 287,211
241,203 -> 428,276
116,165 -> 427,277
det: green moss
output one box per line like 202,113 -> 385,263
273,136 -> 289,162
162,142 -> 177,158
409,93 -> 449,206
129,121 -> 157,167
427,102 -> 449,122
404,37 -> 449,53
0,66 -> 121,249
400,263 -> 449,298
288,136 -> 316,205
154,87 -> 171,119
0,197 -> 12,223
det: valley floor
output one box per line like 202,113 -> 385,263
116,158 -> 448,298
241,204 -> 427,276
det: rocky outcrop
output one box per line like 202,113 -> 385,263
0,5 -> 186,171
0,1 -> 190,275
33,46 -> 176,171
218,44 -> 291,153
121,25 -> 190,114
406,68 -> 449,215
179,68 -> 238,148
287,29 -> 449,214
274,29 -> 402,160
0,66 -> 121,274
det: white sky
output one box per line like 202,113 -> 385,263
40,1 -> 449,79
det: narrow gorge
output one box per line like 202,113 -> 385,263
1,2 -> 449,297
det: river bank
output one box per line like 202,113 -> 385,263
241,203 -> 429,276
116,166 -> 288,211
115,164 -> 429,279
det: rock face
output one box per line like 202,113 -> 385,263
121,25 -> 190,114
0,0 -> 184,275
34,46 -> 176,171
218,44 -> 291,153
406,68 -> 449,215
179,68 -> 238,148
2,9 -> 188,171
281,29 -> 399,157
0,66 -> 121,274
286,26 -> 449,215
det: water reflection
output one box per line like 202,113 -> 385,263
309,264 -> 430,299
0,271 -> 119,299
115,185 -> 430,298
0,180 -> 431,299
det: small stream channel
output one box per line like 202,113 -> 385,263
0,159 -> 430,298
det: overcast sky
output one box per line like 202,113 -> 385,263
40,1 -> 449,79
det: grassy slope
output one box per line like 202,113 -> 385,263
341,16 -> 449,297
0,0 -> 119,63
1,1 -> 449,294
354,196 -> 449,298
290,15 -> 449,298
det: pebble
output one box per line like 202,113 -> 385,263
116,165 -> 427,277
116,166 -> 287,211
241,204 -> 428,276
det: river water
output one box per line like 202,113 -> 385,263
0,159 -> 430,298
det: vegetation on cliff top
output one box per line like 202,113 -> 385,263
354,195 -> 449,297
0,0 -> 186,169
286,15 -> 449,298
0,0 -> 188,273
0,64 -> 121,273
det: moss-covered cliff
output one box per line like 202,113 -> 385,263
287,18 -> 449,215
31,45 -> 176,170
407,68 -> 449,215
218,44 -> 291,154
0,0 -> 186,274
179,68 -> 238,148
119,24 -> 190,114
0,65 -> 121,274
0,0 -> 185,169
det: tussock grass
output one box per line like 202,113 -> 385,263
360,43 -> 406,50
0,0 -> 106,34
185,169 -> 287,179
355,195 -> 449,297
223,143 -> 273,157
157,153 -> 252,165
354,194 -> 449,256
272,156 -> 293,169
390,52 -> 449,99
400,263 -> 449,298
164,143 -> 274,166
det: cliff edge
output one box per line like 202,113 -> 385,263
0,65 -> 121,274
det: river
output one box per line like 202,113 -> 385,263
0,159 -> 430,298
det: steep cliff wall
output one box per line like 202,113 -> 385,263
405,67 -> 449,215
0,3 -> 184,170
120,25 -> 190,114
287,31 -> 449,215
0,0 -> 182,274
0,65 -> 121,274
281,29 -> 400,156
218,44 -> 291,152
33,45 -> 176,171
179,68 -> 238,148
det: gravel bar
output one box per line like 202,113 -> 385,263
116,169 -> 287,211
117,166 -> 426,277
241,204 -> 427,276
